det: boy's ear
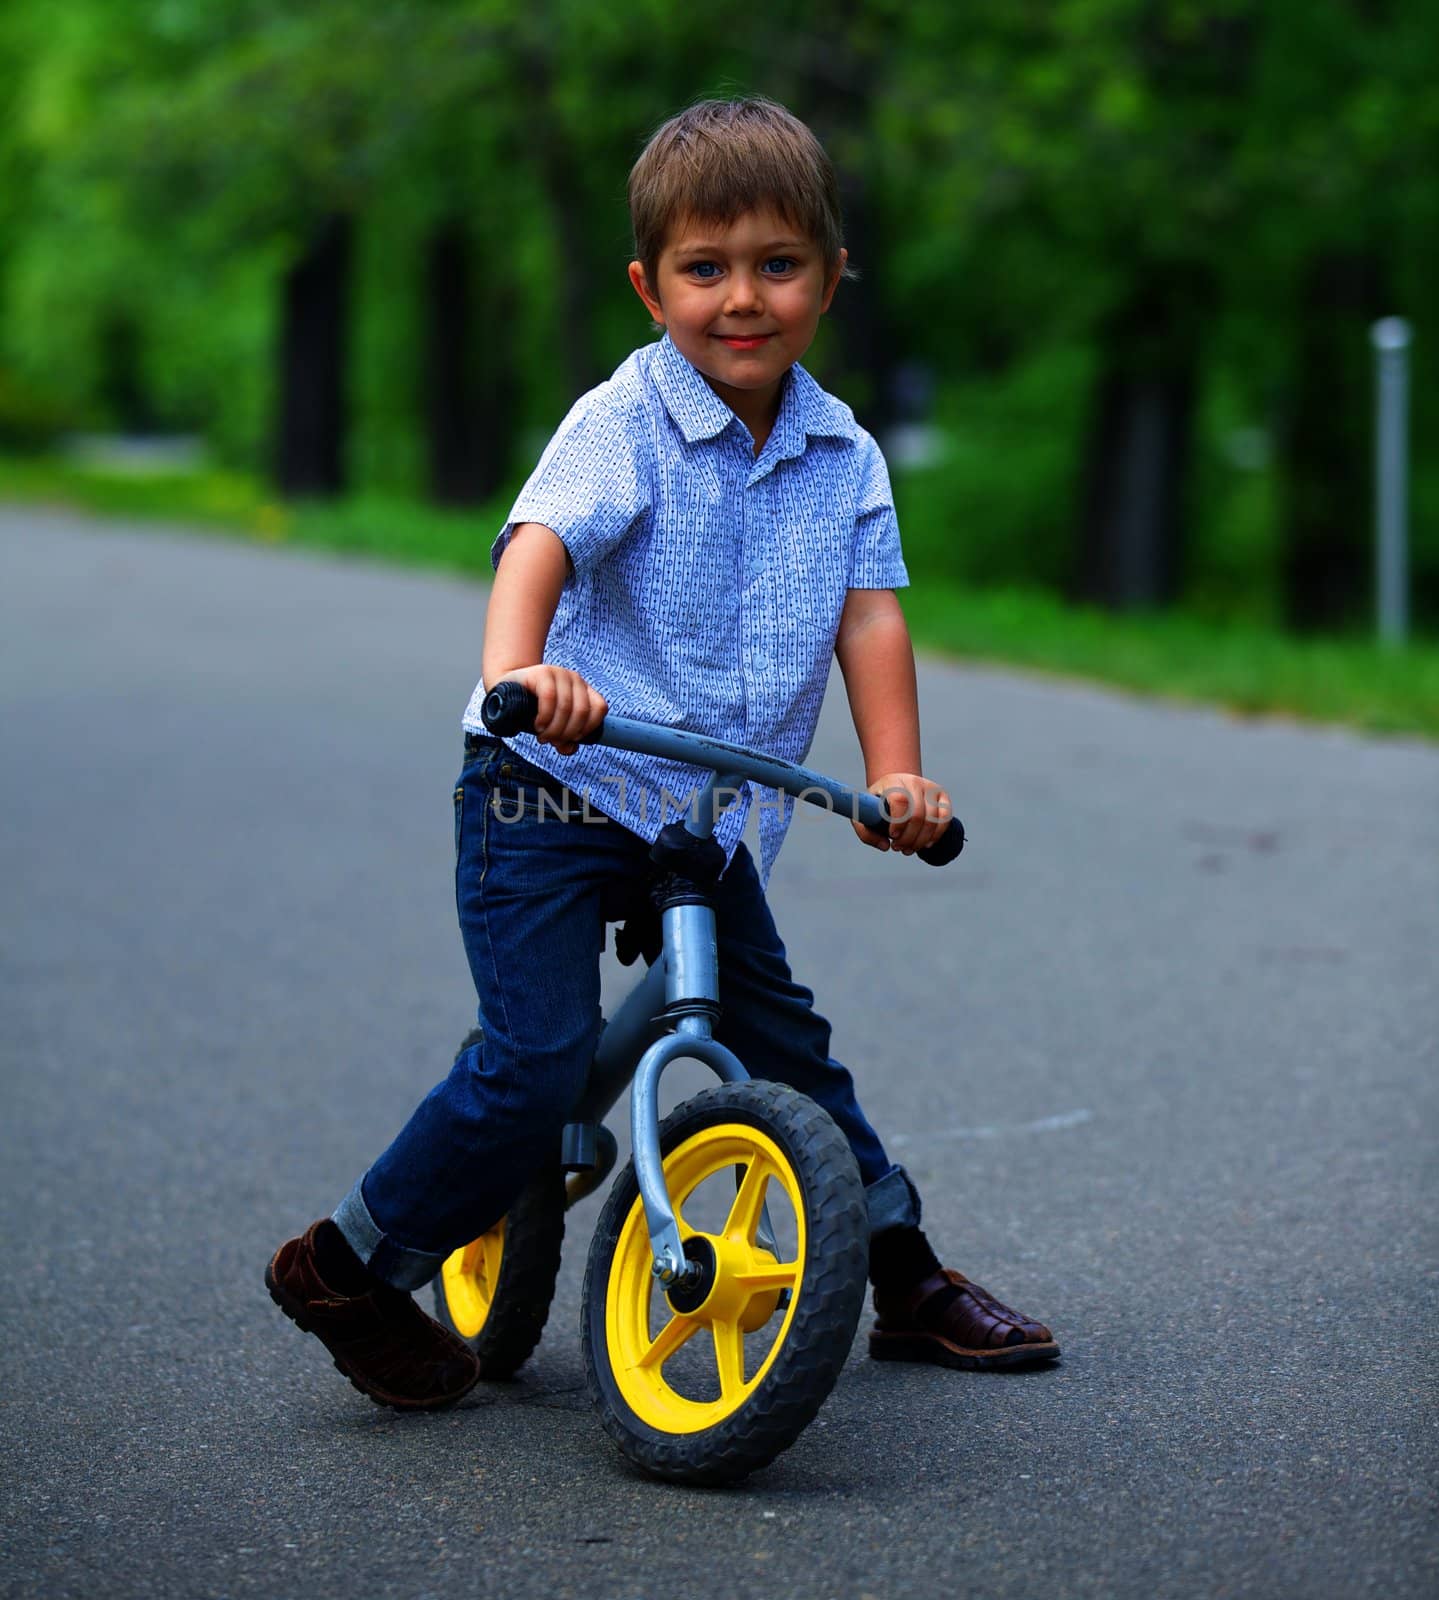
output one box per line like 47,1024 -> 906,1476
627,260 -> 665,326
820,248 -> 848,315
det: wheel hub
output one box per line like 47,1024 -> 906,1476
664,1231 -> 778,1328
664,1236 -> 717,1315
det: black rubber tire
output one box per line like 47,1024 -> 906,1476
430,1165 -> 566,1380
581,1079 -> 868,1485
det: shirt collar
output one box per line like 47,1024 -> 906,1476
781,359 -> 861,444
650,334 -> 861,450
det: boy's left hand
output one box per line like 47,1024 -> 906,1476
854,773 -> 952,855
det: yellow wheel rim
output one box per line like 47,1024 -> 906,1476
604,1122 -> 805,1435
440,1217 -> 507,1339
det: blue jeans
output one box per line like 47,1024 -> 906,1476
335,735 -> 919,1291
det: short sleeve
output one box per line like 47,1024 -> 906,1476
847,433 -> 910,590
491,390 -> 650,576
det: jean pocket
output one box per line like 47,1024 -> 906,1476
484,748 -> 589,823
453,784 -> 466,861
488,783 -> 594,825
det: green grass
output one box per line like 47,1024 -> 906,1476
0,453 -> 501,573
901,583 -> 1439,739
3,452 -> 1435,739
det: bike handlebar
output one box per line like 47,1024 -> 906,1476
480,680 -> 965,868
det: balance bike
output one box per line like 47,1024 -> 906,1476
432,682 -> 963,1484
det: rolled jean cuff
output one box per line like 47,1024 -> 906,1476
864,1163 -> 921,1235
333,1178 -> 447,1293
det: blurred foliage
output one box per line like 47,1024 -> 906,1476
895,344 -> 1094,593
0,0 -> 1435,627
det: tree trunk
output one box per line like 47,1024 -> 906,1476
545,163 -> 602,401
422,220 -> 516,505
1281,252 -> 1385,630
518,54 -> 601,401
797,46 -> 895,436
1073,269 -> 1208,610
424,222 -> 477,505
274,214 -> 351,497
818,174 -> 894,436
98,315 -> 155,434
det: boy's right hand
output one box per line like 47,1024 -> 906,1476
494,665 -> 607,756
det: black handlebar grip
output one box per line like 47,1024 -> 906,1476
917,817 -> 965,867
481,681 -> 541,736
873,801 -> 966,867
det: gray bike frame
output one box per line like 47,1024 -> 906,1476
556,715 -> 892,1289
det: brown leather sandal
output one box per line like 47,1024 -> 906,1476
266,1221 -> 480,1410
870,1267 -> 1060,1370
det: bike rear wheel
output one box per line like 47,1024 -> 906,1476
582,1079 -> 868,1484
428,1026 -> 566,1377
431,1168 -> 565,1379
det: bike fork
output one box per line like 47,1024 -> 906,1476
631,900 -> 748,1285
572,774 -> 782,1289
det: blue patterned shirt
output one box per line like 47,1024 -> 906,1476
461,333 -> 909,884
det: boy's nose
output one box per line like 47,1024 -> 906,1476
724,273 -> 763,313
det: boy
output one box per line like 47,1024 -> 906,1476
267,96 -> 1057,1410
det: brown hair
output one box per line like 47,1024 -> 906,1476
628,97 -> 850,291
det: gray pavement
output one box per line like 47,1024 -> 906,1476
1,504 -> 1436,1600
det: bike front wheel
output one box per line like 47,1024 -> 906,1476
581,1079 -> 868,1485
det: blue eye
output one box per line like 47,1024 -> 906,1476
763,257 -> 796,275
689,262 -> 720,279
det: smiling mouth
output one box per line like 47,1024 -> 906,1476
714,333 -> 774,349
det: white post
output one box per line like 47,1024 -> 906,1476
1370,318 -> 1412,646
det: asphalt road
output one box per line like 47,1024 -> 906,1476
2,505 -> 1435,1600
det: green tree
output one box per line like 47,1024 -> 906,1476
861,0 -> 1438,621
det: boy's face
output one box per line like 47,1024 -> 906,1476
628,208 -> 845,424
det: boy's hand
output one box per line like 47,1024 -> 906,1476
494,664 -> 607,756
854,773 -> 952,856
